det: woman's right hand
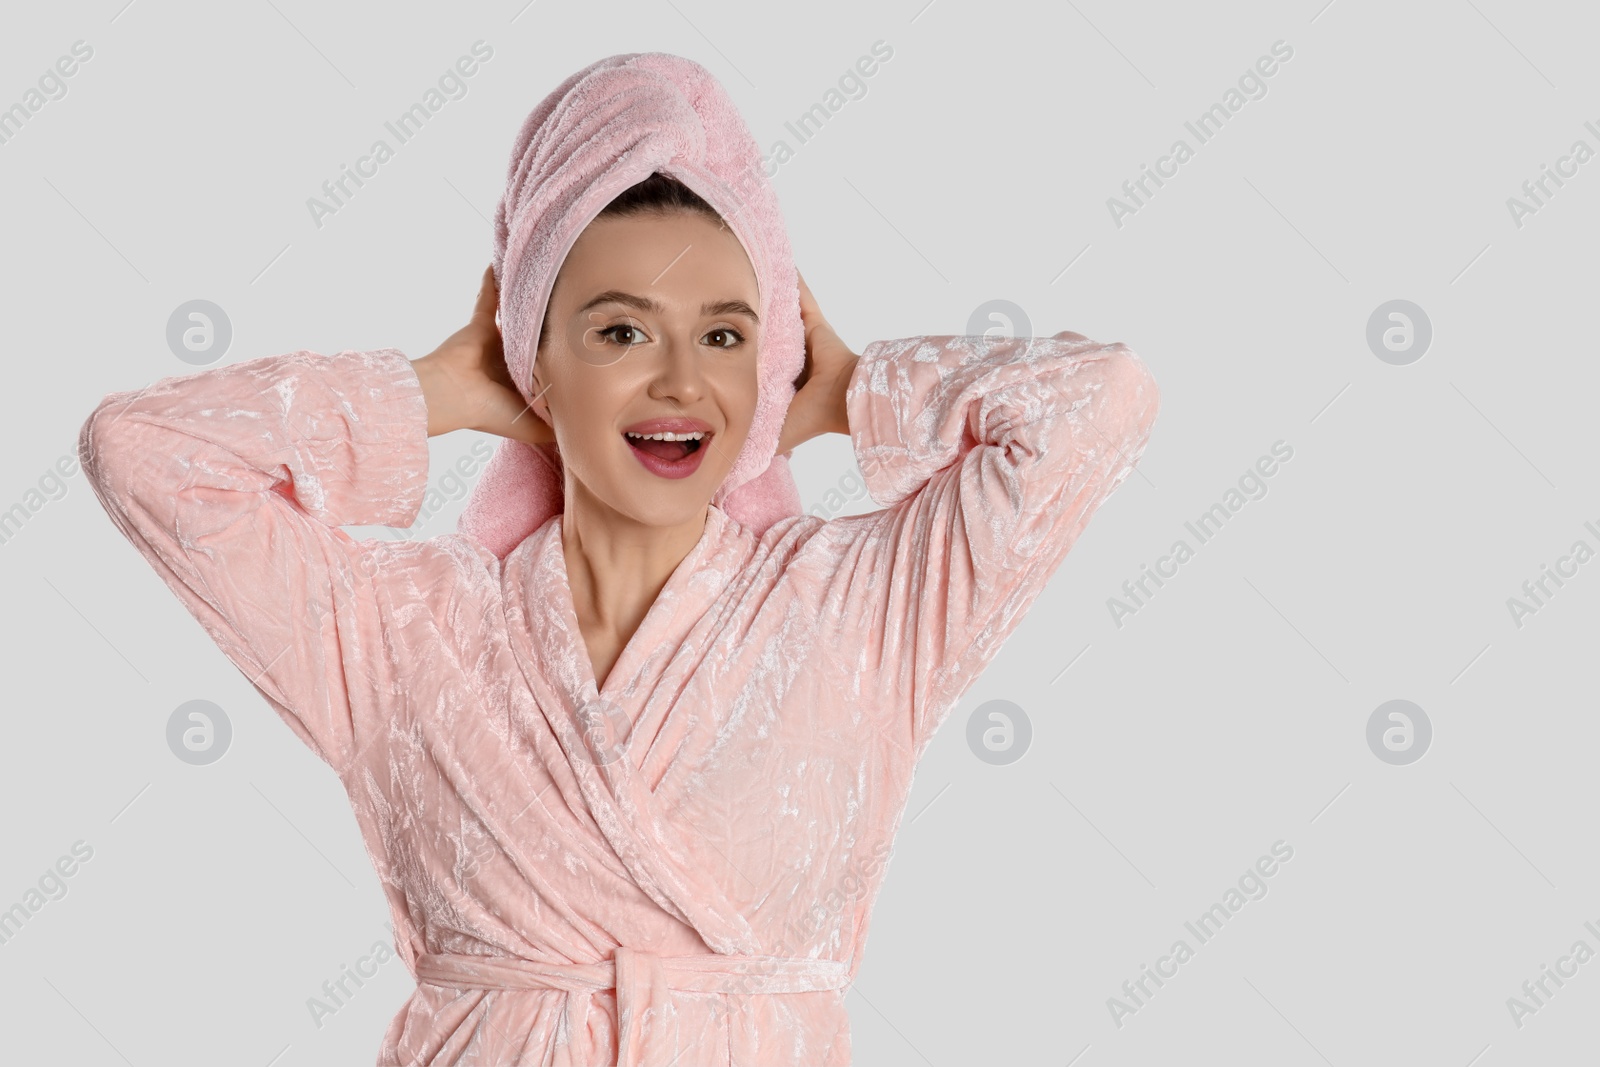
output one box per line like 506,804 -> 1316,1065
412,265 -> 556,445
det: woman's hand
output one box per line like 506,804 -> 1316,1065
411,265 -> 556,445
776,271 -> 859,456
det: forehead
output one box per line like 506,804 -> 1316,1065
557,211 -> 759,300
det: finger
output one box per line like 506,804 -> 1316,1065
474,265 -> 498,320
791,341 -> 813,391
795,272 -> 823,333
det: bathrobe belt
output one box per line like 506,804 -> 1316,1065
414,947 -> 852,1066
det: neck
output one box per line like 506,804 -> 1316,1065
559,478 -> 710,643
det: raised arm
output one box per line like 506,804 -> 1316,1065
820,330 -> 1161,759
77,268 -> 532,777
78,346 -> 443,776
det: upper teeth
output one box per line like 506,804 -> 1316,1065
626,430 -> 705,441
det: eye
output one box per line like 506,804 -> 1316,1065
703,327 -> 745,349
597,323 -> 647,346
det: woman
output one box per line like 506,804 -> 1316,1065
78,53 -> 1160,1067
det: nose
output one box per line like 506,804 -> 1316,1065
645,331 -> 707,408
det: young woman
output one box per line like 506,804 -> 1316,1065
79,54 -> 1160,1067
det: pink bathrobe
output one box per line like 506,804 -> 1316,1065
78,330 -> 1159,1065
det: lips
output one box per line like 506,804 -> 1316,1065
621,417 -> 714,436
620,417 -> 714,480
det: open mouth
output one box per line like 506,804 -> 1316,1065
622,430 -> 711,479
623,433 -> 705,461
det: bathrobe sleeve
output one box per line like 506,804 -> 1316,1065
77,348 -> 437,777
828,332 -> 1161,758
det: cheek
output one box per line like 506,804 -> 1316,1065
721,363 -> 761,434
548,366 -> 624,444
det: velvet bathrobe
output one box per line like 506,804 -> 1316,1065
77,329 -> 1160,1064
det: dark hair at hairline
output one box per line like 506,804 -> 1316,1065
536,172 -> 725,351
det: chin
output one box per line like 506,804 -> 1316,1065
615,496 -> 714,529
606,471 -> 723,528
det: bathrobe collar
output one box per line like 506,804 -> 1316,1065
498,503 -> 764,954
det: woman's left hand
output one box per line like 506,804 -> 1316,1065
776,271 -> 858,456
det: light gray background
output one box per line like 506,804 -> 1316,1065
3,0 -> 1596,1064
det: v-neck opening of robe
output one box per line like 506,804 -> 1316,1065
542,503 -> 728,710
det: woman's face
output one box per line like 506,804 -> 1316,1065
530,208 -> 761,528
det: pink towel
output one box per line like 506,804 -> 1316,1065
456,53 -> 806,559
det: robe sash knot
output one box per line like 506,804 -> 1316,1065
414,948 -> 852,1066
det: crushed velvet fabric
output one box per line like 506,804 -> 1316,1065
78,330 -> 1160,1065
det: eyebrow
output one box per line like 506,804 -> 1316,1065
575,289 -> 760,323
